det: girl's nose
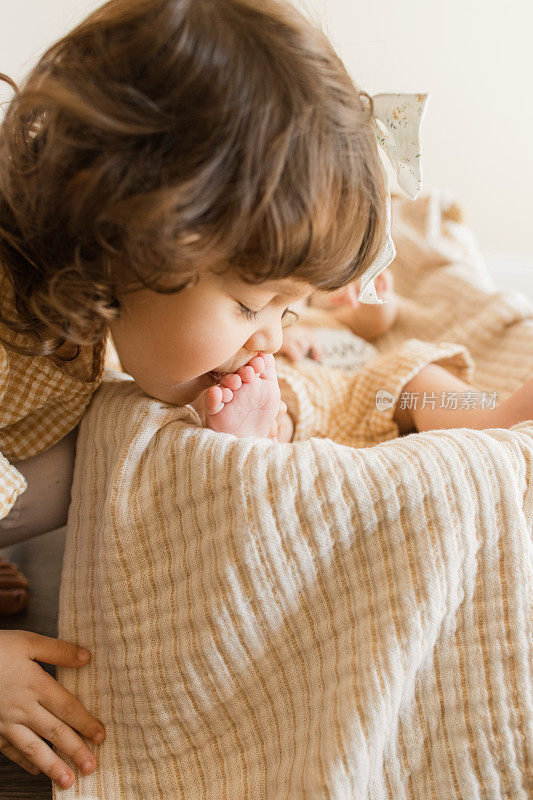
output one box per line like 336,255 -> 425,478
245,324 -> 284,355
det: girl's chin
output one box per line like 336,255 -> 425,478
146,372 -> 215,406
178,373 -> 218,405
145,367 -> 236,407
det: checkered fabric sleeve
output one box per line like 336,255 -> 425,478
0,262 -> 108,517
275,338 -> 476,448
0,450 -> 27,520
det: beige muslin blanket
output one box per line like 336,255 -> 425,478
56,191 -> 533,799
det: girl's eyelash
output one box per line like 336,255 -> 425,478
238,303 -> 259,321
237,302 -> 298,327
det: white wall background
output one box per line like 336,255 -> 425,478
1,0 -> 532,296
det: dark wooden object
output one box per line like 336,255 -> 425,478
0,526 -> 66,799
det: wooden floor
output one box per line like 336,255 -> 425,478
0,527 -> 66,800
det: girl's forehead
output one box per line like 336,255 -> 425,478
208,268 -> 312,298
262,278 -> 314,298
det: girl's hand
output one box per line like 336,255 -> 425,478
0,630 -> 105,790
278,325 -> 323,363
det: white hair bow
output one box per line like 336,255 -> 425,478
358,92 -> 430,304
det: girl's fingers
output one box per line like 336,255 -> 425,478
31,703 -> 97,776
3,724 -> 76,790
35,669 -> 105,745
24,631 -> 91,669
282,337 -> 324,361
0,736 -> 40,775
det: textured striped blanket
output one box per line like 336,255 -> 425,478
56,191 -> 533,798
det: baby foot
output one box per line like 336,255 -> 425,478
205,353 -> 281,439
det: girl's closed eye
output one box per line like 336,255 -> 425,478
237,302 -> 299,327
237,302 -> 260,322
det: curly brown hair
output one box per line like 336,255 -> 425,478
0,0 -> 387,359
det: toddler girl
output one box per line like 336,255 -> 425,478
0,0 -> 531,792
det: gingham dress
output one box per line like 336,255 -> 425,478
0,264 -> 107,519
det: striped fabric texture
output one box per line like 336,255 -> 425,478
56,190 -> 533,799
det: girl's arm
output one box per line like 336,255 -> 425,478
0,425 -> 107,789
0,426 -> 78,547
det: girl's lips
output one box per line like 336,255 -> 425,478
207,355 -> 260,384
206,370 -> 224,384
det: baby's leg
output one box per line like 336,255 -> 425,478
394,365 -> 533,434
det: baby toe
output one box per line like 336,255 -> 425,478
238,365 -> 257,382
220,387 -> 233,403
248,355 -> 265,374
221,373 -> 242,390
205,385 -> 224,414
257,352 -> 277,381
